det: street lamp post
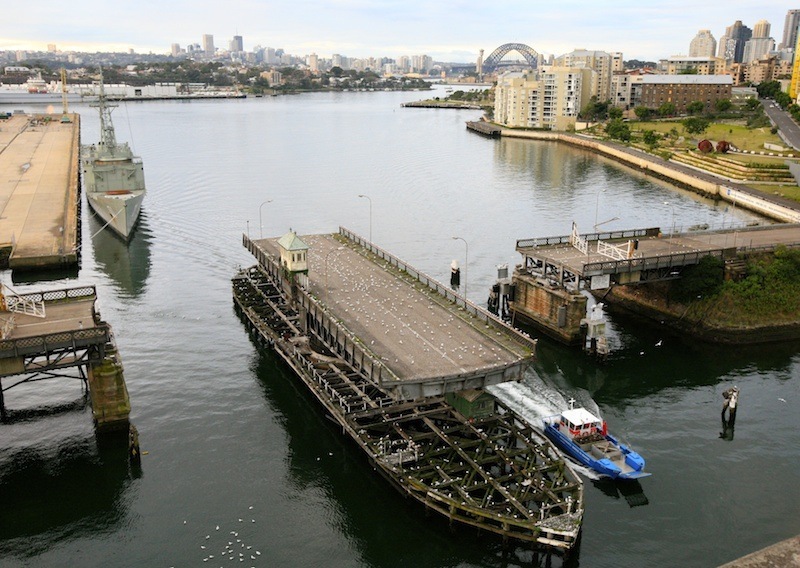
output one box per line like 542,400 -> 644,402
246,220 -> 250,239
594,189 -> 606,233
358,194 -> 372,243
663,201 -> 675,254
452,236 -> 468,301
259,199 -> 273,239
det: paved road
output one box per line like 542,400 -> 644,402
761,98 -> 800,150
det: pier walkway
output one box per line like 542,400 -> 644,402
0,113 -> 80,270
517,223 -> 800,288
247,228 -> 536,399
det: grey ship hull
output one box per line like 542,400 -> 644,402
82,149 -> 146,241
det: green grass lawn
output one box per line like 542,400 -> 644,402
632,121 -> 787,152
747,183 -> 800,202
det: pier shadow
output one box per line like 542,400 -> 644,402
10,264 -> 79,285
88,210 -> 152,298
592,479 -> 650,508
0,429 -> 138,558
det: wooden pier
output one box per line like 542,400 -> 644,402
0,113 -> 81,270
509,223 -> 800,343
0,285 -> 130,431
233,227 -> 584,550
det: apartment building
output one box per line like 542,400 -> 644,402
494,67 -> 593,130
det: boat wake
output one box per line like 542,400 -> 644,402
488,370 -> 603,480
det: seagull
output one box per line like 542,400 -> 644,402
655,339 -> 663,347
779,398 -> 787,403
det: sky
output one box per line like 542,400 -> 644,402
1,1 -> 795,63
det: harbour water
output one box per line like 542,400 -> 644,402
1,87 -> 799,567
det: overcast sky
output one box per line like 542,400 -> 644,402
1,1 -> 794,63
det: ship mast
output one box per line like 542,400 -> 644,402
91,66 -> 118,150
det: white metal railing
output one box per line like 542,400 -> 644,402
570,222 -> 588,255
596,240 -> 632,261
1,284 -> 46,318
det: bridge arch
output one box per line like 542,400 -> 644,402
482,43 -> 538,74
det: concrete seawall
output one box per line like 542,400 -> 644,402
471,124 -> 800,224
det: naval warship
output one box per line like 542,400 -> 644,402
81,71 -> 146,240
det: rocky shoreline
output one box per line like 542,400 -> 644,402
600,285 -> 800,345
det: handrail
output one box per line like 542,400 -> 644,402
0,324 -> 110,359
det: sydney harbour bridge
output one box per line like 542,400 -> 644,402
450,43 -> 539,75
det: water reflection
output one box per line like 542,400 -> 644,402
593,479 -> 649,508
0,430 -> 137,558
88,209 -> 152,298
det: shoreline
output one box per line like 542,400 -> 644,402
467,122 -> 800,344
468,122 -> 800,224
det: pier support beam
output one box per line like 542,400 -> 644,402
510,274 -> 587,344
87,349 -> 131,432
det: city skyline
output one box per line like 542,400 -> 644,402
1,1 -> 794,63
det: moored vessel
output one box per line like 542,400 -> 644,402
543,400 -> 650,480
81,70 -> 145,240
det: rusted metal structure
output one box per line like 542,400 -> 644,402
233,228 -> 584,550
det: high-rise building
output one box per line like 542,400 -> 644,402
718,21 -> 752,63
47,44 -> 57,53
230,35 -> 243,53
307,53 -> 319,73
752,19 -> 771,39
780,9 -> 800,49
554,49 -> 614,101
202,34 -> 215,57
689,30 -> 717,57
171,43 -> 181,57
742,37 -> 776,63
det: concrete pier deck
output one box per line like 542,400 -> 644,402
0,113 -> 81,270
517,223 -> 800,281
246,228 -> 536,399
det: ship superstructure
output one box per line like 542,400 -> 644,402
81,70 -> 145,240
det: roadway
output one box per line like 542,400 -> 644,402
761,98 -> 800,150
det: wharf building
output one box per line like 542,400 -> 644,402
611,74 -> 732,113
493,67 -> 593,130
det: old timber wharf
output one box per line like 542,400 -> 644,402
232,227 -> 584,550
0,284 -> 131,432
0,113 -> 81,270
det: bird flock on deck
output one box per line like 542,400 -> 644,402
306,236 -> 516,379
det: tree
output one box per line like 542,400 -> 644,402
683,116 -> 710,135
634,106 -> 654,120
775,91 -> 792,108
715,99 -> 732,112
671,255 -> 724,303
606,118 -> 631,141
744,97 -> 760,111
608,106 -> 623,120
580,96 -> 610,121
658,102 -> 676,117
757,80 -> 782,99
642,129 -> 660,148
686,100 -> 705,115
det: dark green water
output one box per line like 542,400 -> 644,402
1,88 -> 798,567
